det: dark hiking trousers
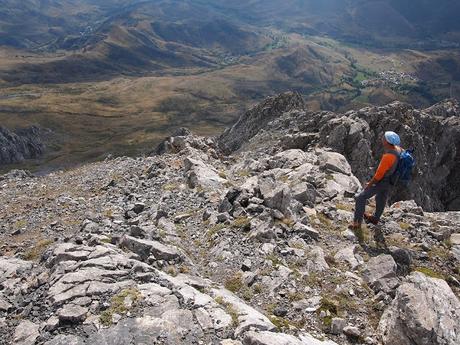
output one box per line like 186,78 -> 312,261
353,181 -> 391,224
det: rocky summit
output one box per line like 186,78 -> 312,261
0,92 -> 459,345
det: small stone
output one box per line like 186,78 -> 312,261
330,317 -> 347,335
450,233 -> 460,246
241,259 -> 252,272
44,316 -> 60,331
0,297 -> 12,312
343,325 -> 361,337
57,304 -> 88,323
242,272 -> 257,286
293,222 -> 319,241
13,320 -> 39,345
273,306 -> 288,317
261,243 -> 275,254
133,203 -> 145,214
217,213 -> 230,223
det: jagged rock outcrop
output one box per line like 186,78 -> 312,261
218,92 -> 305,154
0,126 -> 45,165
378,272 -> 460,345
220,93 -> 460,211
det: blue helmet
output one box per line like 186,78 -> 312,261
384,131 -> 401,146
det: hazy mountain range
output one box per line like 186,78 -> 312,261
2,0 -> 460,51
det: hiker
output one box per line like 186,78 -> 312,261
349,131 -> 403,230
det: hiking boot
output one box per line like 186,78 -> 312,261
348,222 -> 362,231
364,213 -> 379,225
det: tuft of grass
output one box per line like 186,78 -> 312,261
166,265 -> 178,277
23,239 -> 54,261
352,225 -> 370,243
225,272 -> 243,293
325,174 -> 335,181
232,217 -> 251,230
206,223 -> 227,239
266,253 -> 282,269
429,245 -> 452,260
270,316 -> 290,330
100,288 -> 142,326
236,170 -> 251,178
162,183 -> 178,191
14,219 -> 27,229
335,203 -> 353,212
253,283 -> 263,294
303,272 -> 320,287
414,267 -> 445,280
277,217 -> 295,228
218,170 -> 227,179
287,291 -> 305,302
214,296 -> 239,327
398,222 -> 411,230
241,287 -> 254,301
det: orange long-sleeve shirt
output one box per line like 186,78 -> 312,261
373,152 -> 398,182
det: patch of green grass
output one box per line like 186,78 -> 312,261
232,216 -> 251,230
266,253 -> 282,269
215,296 -> 239,327
269,316 -> 290,330
429,246 -> 452,260
352,225 -> 370,243
287,291 -> 305,302
325,174 -> 335,181
14,219 -> 27,229
163,183 -> 178,191
335,203 -> 353,212
414,267 -> 445,280
319,297 -> 338,315
398,222 -> 412,230
253,283 -> 263,294
23,239 -> 54,261
241,287 -> 254,301
276,217 -> 295,228
206,223 -> 227,239
100,288 -> 142,326
236,170 -> 251,178
303,272 -> 320,287
225,272 -> 243,293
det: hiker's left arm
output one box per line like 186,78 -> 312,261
368,154 -> 396,186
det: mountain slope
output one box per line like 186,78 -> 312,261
0,93 -> 459,345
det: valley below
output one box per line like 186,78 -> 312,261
1,35 -> 459,173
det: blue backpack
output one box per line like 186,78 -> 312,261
390,149 -> 415,186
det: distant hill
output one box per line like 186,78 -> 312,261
2,0 -> 459,54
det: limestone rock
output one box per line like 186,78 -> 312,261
121,235 -> 181,261
57,304 -> 88,323
184,157 -> 226,189
363,254 -> 398,292
13,320 -> 40,345
378,272 -> 460,345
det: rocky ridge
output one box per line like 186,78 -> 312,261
0,126 -> 46,166
0,93 -> 459,345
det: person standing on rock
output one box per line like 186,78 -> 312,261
349,131 -> 403,230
